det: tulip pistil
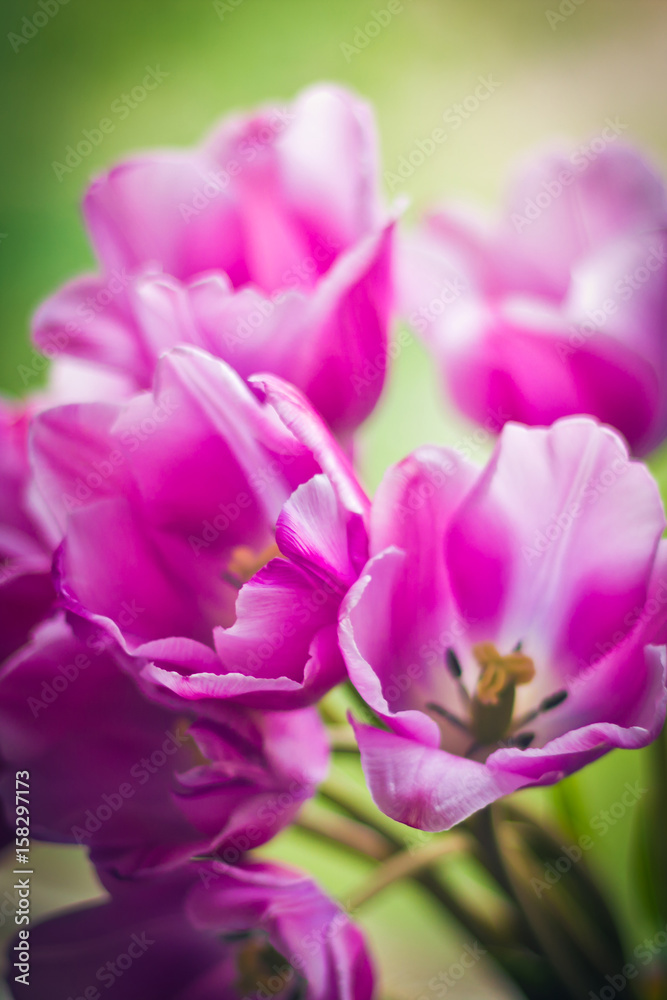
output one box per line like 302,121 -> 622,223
470,641 -> 536,745
425,643 -> 568,758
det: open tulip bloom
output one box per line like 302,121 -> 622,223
30,345 -> 369,711
4,83 -> 667,1000
341,418 -> 667,830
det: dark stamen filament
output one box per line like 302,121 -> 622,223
427,647 -> 568,756
425,702 -> 469,731
511,689 -> 568,731
445,648 -> 462,678
540,689 -> 568,711
511,731 -> 535,749
445,647 -> 471,705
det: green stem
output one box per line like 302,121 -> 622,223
296,800 -> 392,861
319,772 -> 520,949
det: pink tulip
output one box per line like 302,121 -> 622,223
401,143 -> 667,454
341,417 -> 667,829
34,85 -> 395,445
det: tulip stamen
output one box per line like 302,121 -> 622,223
468,642 -> 535,746
510,689 -> 568,732
507,731 -> 535,749
426,645 -> 565,758
425,701 -> 469,731
224,541 -> 284,589
445,647 -> 471,705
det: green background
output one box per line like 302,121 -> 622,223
1,0 -> 667,996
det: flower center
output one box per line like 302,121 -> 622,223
225,541 -> 283,589
426,642 -> 567,757
470,642 -> 535,745
235,936 -> 297,999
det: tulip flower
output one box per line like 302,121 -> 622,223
8,859 -> 374,1000
30,346 -> 369,710
400,143 -> 667,454
0,614 -> 329,876
340,417 -> 667,830
33,84 -> 395,444
0,400 -> 54,663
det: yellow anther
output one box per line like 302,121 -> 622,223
236,939 -> 292,996
227,541 -> 283,585
472,642 -> 535,706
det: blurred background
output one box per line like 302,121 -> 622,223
1,0 -> 667,996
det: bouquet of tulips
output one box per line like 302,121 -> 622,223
2,84 -> 667,1000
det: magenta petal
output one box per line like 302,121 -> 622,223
352,719 -> 526,830
187,858 -> 375,1000
446,418 -> 665,674
645,539 -> 667,645
297,222 -> 395,438
32,272 -> 151,385
84,154 -> 245,282
145,584 -> 345,710
251,372 -> 370,518
213,558 -> 341,680
489,647 -> 666,783
340,549 -> 442,746
276,474 -> 359,588
7,870 -> 230,1000
403,144 -> 667,454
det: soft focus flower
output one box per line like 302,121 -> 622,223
9,859 -> 374,1000
0,614 -> 328,876
31,346 -> 369,710
0,400 -> 54,663
400,143 -> 667,454
340,417 -> 667,830
33,84 -> 395,445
